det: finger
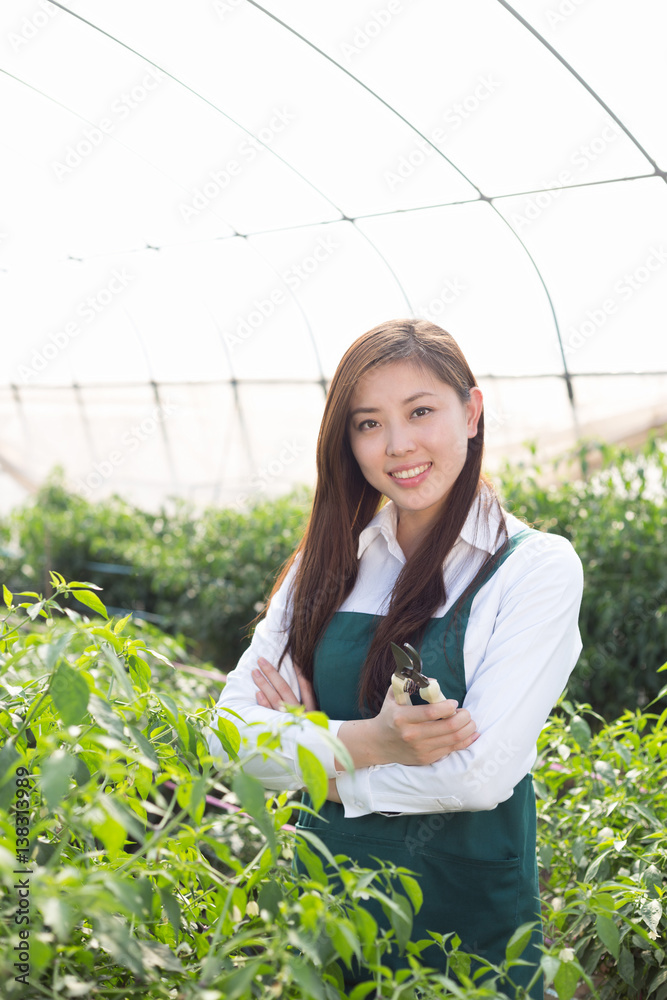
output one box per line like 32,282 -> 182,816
399,699 -> 460,722
423,714 -> 477,743
252,669 -> 285,710
402,713 -> 477,749
255,689 -> 272,709
256,657 -> 301,705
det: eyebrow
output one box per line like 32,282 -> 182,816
349,391 -> 436,419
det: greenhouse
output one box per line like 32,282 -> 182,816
0,2 -> 666,999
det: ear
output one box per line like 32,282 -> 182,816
466,387 -> 484,437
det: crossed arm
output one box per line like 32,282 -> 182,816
252,657 -> 479,802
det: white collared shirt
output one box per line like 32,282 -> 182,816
208,488 -> 584,817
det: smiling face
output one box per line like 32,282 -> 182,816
347,359 -> 483,540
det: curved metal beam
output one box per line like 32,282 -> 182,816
41,3 -> 414,315
495,0 -> 666,182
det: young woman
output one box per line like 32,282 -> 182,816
208,319 -> 584,993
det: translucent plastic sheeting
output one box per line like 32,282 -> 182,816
0,0 -> 665,513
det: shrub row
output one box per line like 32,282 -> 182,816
0,432 -> 665,720
1,578 -> 665,997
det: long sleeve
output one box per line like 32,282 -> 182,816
207,559 -> 344,789
335,530 -> 584,817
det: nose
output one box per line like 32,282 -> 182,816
385,422 -> 416,457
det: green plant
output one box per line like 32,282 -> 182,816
0,471 -> 309,671
0,574 -> 594,998
536,672 -> 667,999
498,431 -> 667,719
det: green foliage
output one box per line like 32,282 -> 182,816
498,431 -> 667,719
536,676 -> 667,1000
2,575 -> 562,998
0,472 -> 309,671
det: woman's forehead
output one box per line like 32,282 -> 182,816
350,359 -> 445,401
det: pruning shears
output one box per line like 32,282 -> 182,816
390,641 -> 446,706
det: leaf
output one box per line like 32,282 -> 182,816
65,581 -> 103,590
628,801 -> 663,829
98,645 -> 135,702
95,918 -> 145,977
134,763 -> 154,799
383,888 -> 413,954
349,983 -> 379,1000
328,918 -> 360,968
0,742 -> 21,811
295,828 -> 340,872
289,956 -> 328,1000
554,957 -> 581,1000
40,897 -> 76,941
216,959 -> 264,1000
2,584 -> 12,608
643,864 -> 663,898
72,589 -> 108,618
648,969 -> 667,997
159,887 -> 181,938
232,770 -> 276,856
639,898 -> 662,933
113,613 -> 132,634
137,940 -> 183,972
39,750 -> 76,810
541,954 -> 561,985
295,841 -> 329,887
126,724 -> 159,768
44,632 -> 70,673
100,796 -> 146,847
213,717 -> 241,759
352,905 -> 378,952
88,695 -> 125,740
618,946 -> 635,987
506,921 -> 536,961
297,744 -> 328,812
570,714 -> 591,750
397,873 -> 423,915
257,880 -> 283,919
50,661 -> 89,726
159,693 -> 179,727
304,710 -> 329,729
595,913 -> 620,959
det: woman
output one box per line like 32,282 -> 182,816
208,319 -> 584,993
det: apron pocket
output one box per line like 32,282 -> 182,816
408,844 -> 521,961
296,827 -> 523,968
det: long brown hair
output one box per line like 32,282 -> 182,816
268,318 -> 507,713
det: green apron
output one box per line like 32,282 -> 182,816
296,529 -> 544,995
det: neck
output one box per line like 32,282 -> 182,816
395,508 -> 435,560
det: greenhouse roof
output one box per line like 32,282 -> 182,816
1,0 -> 666,511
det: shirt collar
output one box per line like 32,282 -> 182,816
356,484 -> 505,560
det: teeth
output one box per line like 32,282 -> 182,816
390,463 -> 431,480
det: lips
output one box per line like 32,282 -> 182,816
388,462 -> 432,480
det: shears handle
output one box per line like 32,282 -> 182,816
391,674 -> 446,706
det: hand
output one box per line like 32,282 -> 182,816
373,686 -> 478,765
252,657 -> 317,713
338,686 -> 479,768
